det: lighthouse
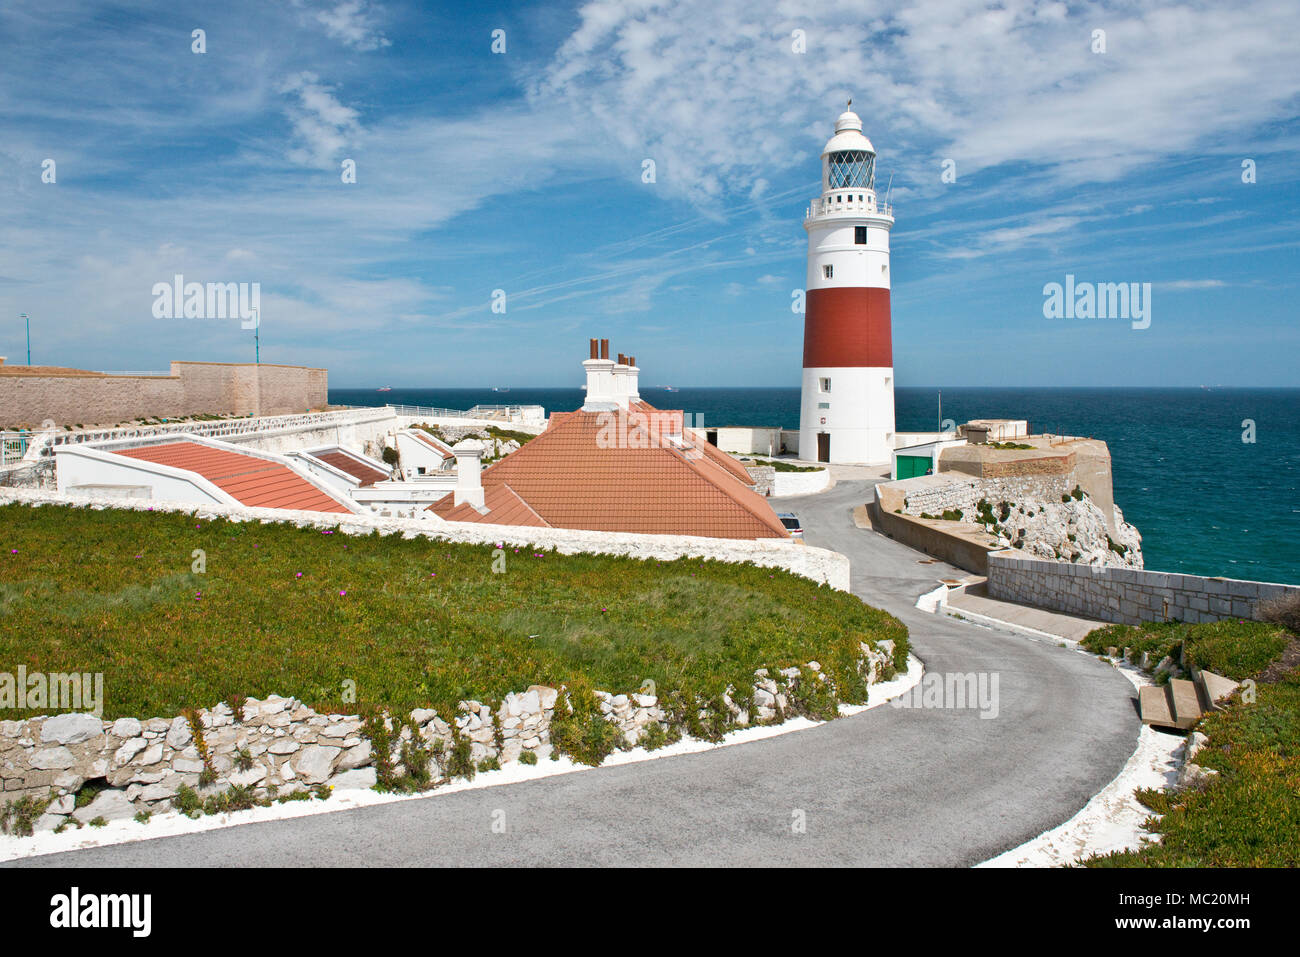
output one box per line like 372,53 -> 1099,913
798,102 -> 895,464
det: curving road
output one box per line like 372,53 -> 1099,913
10,480 -> 1140,867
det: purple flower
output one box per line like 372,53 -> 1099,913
295,572 -> 303,579
339,590 -> 347,597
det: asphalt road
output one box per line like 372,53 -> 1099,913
12,480 -> 1140,867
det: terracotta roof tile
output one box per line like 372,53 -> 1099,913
428,484 -> 551,527
115,441 -> 352,513
314,450 -> 389,487
409,430 -> 454,459
428,401 -> 787,539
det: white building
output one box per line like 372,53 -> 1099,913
798,102 -> 897,464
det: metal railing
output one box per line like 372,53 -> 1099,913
1,433 -> 30,467
25,407 -> 395,457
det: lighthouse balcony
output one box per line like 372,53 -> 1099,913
805,195 -> 893,222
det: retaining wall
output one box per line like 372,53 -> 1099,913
987,551 -> 1300,625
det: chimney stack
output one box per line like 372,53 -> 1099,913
582,337 -> 618,410
451,439 -> 485,509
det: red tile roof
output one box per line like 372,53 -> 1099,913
428,484 -> 551,527
428,401 -> 787,539
314,450 -> 389,487
409,431 -> 453,460
115,441 -> 352,513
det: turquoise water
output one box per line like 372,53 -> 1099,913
331,386 -> 1300,585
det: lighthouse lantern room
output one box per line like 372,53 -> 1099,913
798,102 -> 896,464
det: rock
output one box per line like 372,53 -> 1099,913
327,767 -> 377,791
531,685 -> 559,710
292,745 -> 341,784
135,743 -> 164,767
336,741 -> 372,771
228,766 -> 267,788
166,716 -> 192,749
110,718 -> 142,739
35,813 -> 67,832
72,789 -> 135,824
113,737 -> 148,767
172,758 -> 206,774
268,739 -> 301,755
1179,763 -> 1219,789
39,713 -> 103,745
137,781 -> 180,803
30,746 -> 77,770
410,709 -> 437,726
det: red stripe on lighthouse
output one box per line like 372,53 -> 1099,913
802,287 -> 892,368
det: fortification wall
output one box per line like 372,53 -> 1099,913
0,362 -> 327,428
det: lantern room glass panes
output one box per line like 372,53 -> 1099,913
826,150 -> 874,189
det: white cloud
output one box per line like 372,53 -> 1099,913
280,72 -> 361,168
531,0 -> 1300,205
299,0 -> 390,51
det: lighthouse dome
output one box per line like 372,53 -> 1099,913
823,108 -> 875,155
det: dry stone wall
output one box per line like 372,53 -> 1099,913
3,639 -> 897,833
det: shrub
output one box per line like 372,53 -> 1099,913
549,680 -> 621,766
1258,592 -> 1300,637
0,794 -> 53,836
518,749 -> 538,765
442,726 -> 475,781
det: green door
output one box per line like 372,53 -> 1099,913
897,455 -> 931,479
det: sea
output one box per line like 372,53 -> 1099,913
330,385 -> 1300,586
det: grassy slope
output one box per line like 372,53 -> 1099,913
1080,619 -> 1291,682
0,503 -> 908,721
1082,620 -> 1299,867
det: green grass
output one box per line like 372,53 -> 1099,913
1086,668 -> 1300,867
1082,617 -> 1298,867
1080,619 -> 1290,680
0,503 -> 908,722
740,457 -> 823,473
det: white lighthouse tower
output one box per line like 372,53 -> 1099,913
798,102 -> 895,464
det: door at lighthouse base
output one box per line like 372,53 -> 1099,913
817,432 -> 830,463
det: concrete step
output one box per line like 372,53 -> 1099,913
1139,685 -> 1175,728
1198,670 -> 1240,710
1169,678 -> 1205,730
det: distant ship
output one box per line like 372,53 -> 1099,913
492,386 -> 510,393
377,386 -> 392,392
664,386 -> 679,392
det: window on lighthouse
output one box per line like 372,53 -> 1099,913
827,150 -> 874,189
855,226 -> 867,244
823,264 -> 833,279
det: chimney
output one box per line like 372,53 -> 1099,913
610,353 -> 631,409
582,338 -> 617,410
451,438 -> 485,509
626,354 -> 640,401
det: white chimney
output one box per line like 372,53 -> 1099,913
626,354 -> 640,402
451,438 -> 485,509
610,352 -> 632,410
581,337 -> 618,411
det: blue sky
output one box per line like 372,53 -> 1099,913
2,0 -> 1297,388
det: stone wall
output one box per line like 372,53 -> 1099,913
895,473 -> 1073,516
987,552 -> 1300,625
2,641 -> 897,832
0,362 -> 327,428
745,465 -> 775,496
0,487 -> 851,590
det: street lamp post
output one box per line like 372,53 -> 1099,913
20,313 -> 30,365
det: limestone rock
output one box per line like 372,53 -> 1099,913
40,713 -> 103,745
